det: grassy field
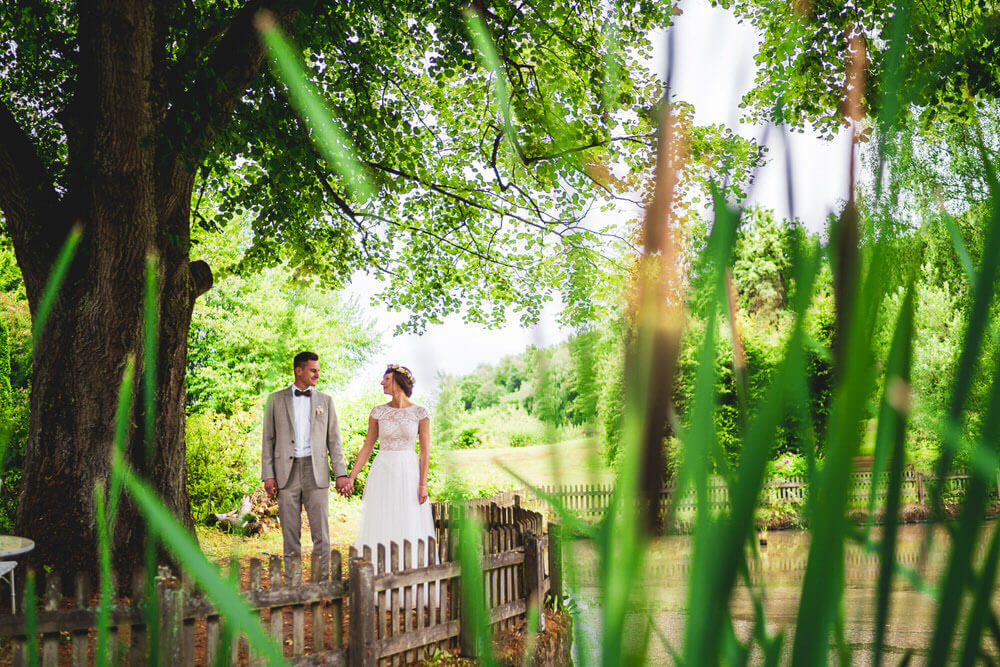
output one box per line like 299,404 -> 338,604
437,436 -> 614,490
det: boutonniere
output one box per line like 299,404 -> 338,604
315,407 -> 324,416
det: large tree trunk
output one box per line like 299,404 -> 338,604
15,254 -> 201,577
1,0 -> 294,576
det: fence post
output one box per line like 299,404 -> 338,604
158,578 -> 181,666
917,471 -> 926,506
349,557 -> 376,667
524,533 -> 547,632
547,523 -> 562,609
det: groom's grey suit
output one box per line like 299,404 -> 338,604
262,386 -> 347,582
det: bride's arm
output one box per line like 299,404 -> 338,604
417,417 -> 430,504
348,416 -> 378,484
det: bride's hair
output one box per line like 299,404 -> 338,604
385,364 -> 414,397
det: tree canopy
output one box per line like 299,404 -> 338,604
2,0 -> 680,330
715,0 -> 1000,136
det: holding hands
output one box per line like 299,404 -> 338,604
336,475 -> 354,497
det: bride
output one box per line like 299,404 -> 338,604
347,364 -> 436,565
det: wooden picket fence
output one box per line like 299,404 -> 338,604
0,497 -> 560,666
525,468 -> 988,520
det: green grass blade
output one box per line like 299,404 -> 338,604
934,126 -> 1000,516
24,568 -> 37,666
455,515 -> 495,666
791,214 -> 888,665
685,201 -> 820,665
30,225 -> 82,344
958,521 -> 1000,666
255,13 -> 373,201
108,357 -> 135,530
145,530 -> 160,667
942,215 -> 976,286
464,11 -> 518,154
112,453 -> 285,664
872,284 -> 915,667
94,485 -> 114,666
928,335 -> 1000,664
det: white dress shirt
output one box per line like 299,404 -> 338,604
291,384 -> 313,457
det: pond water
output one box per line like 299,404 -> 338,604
568,522 -> 995,664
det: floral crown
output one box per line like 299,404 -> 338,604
386,364 -> 415,383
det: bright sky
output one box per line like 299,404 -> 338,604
341,0 -> 851,399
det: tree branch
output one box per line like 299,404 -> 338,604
156,0 -> 304,222
0,99 -> 66,283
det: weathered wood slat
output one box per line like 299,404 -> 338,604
128,571 -> 146,667
206,615 -> 221,666
389,543 -> 400,639
490,598 -> 527,624
290,647 -> 348,665
72,572 -> 90,667
269,554 -> 284,658
293,603 -> 305,655
372,620 -> 460,658
331,549 -> 344,650
248,559 -> 265,667
182,615 -> 196,664
41,571 -> 60,667
348,558 -> 375,667
415,540 -> 425,633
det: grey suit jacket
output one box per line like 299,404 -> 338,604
261,387 -> 348,488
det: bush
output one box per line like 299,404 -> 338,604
448,428 -> 482,449
185,407 -> 260,523
508,432 -> 533,447
431,471 -> 508,502
335,387 -> 385,497
767,451 -> 809,479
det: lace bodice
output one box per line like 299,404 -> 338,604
371,404 -> 429,452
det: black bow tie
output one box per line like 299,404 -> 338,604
294,389 -> 312,397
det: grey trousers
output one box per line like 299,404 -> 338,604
278,457 -> 330,583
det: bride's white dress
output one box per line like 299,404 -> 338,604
356,404 -> 436,564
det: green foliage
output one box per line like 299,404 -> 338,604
448,428 -> 483,450
0,245 -> 30,532
334,387 -> 386,497
507,432 -> 534,448
184,408 -> 260,523
187,218 -> 381,414
717,0 -> 1000,134
436,337 -> 601,450
766,451 -> 809,479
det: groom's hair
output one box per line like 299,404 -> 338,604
293,351 -> 319,368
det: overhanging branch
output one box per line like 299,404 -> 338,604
156,0 -> 303,222
0,99 -> 65,274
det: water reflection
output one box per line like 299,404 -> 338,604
569,522 -> 995,664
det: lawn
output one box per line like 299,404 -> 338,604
197,496 -> 363,566
437,436 -> 614,491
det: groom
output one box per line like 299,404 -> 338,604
262,351 -> 351,582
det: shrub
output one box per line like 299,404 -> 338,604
185,407 -> 260,523
449,428 -> 482,449
508,432 -> 533,447
431,471 -> 508,502
767,451 -> 809,479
